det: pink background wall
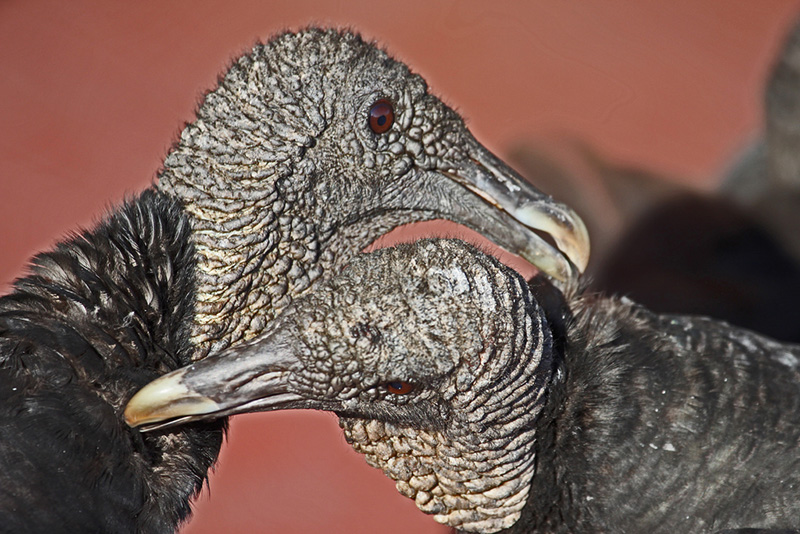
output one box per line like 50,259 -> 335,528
2,2 -> 800,532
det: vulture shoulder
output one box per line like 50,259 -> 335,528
0,190 -> 222,533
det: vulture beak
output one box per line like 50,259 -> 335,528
124,332 -> 304,431
449,142 -> 590,281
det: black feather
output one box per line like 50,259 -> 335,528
0,190 -> 223,534
512,291 -> 800,533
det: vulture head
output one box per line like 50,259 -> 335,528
156,28 -> 588,357
126,239 -> 554,533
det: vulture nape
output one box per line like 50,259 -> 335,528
0,29 -> 588,533
128,238 -> 800,534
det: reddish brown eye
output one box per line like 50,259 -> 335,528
386,381 -> 414,395
368,98 -> 394,134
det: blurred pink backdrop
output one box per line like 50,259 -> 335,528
2,2 -> 799,533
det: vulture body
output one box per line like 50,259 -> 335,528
129,239 -> 800,534
0,29 -> 587,533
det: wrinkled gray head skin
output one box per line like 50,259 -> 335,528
156,28 -> 588,357
126,239 -> 555,532
329,242 -> 553,532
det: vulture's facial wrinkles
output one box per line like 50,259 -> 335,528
155,28 -> 588,358
127,240 -> 554,532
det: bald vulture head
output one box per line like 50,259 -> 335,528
127,239 -> 553,532
157,27 -> 588,357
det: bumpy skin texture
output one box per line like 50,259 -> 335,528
281,240 -> 553,532
157,28 -> 555,358
153,239 -> 800,533
0,192 -> 223,533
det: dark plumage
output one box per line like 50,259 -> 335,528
0,192 -> 219,533
129,239 -> 800,534
0,29 -> 587,532
595,193 -> 800,342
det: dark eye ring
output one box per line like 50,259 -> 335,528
368,98 -> 394,134
386,381 -> 414,395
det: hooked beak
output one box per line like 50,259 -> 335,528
441,142 -> 589,283
125,332 -> 303,431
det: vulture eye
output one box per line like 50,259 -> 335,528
386,381 -> 414,395
368,98 -> 394,134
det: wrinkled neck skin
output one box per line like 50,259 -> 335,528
339,286 -> 556,533
158,160 -> 432,358
156,109 -> 431,360
502,294 -> 666,534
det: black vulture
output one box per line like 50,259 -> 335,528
128,238 -> 800,534
0,29 -> 588,533
594,18 -> 800,343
